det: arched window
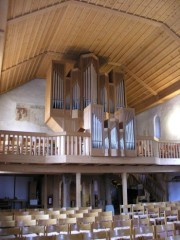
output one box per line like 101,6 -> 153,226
154,115 -> 161,139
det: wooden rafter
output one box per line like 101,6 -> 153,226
134,80 -> 180,113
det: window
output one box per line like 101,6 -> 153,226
154,115 -> 161,139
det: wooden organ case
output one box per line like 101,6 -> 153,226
45,53 -> 136,157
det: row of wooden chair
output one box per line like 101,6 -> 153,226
120,202 -> 180,214
1,222 -> 179,240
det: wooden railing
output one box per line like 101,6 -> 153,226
0,131 -> 90,156
0,131 -> 179,158
136,136 -> 180,159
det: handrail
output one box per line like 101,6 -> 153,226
136,137 -> 180,158
0,130 -> 90,156
0,131 -> 179,158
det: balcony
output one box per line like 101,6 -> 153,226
0,131 -> 179,173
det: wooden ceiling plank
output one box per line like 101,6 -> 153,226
124,35 -> 174,71
109,24 -> 155,63
39,9 -> 61,53
73,10 -> 113,55
14,21 -> 29,66
29,14 -> 50,59
47,6 -> 70,51
143,55 -> 180,86
109,25 -> 156,65
67,8 -> 97,53
82,14 -> 127,56
62,7 -> 99,54
98,17 -> 139,57
8,1 -> 69,24
126,61 -> 179,99
136,47 -> 180,83
124,42 -> 179,87
0,0 -> 8,83
123,65 -> 157,96
59,6 -> 90,55
134,80 -> 180,113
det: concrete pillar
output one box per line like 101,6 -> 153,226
76,173 -> 81,208
122,172 -> 128,205
62,174 -> 71,208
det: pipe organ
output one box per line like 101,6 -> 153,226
84,104 -> 104,156
71,68 -> 81,110
45,53 -> 136,156
98,73 -> 109,113
80,54 -> 99,108
52,63 -> 64,110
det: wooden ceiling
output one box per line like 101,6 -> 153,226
0,0 -> 179,113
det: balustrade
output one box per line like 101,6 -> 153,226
0,131 -> 90,157
0,131 -> 179,158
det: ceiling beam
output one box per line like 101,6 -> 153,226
134,80 -> 180,113
7,0 -> 179,44
0,163 -> 180,174
124,65 -> 157,96
0,0 -> 8,84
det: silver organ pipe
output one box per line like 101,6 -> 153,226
125,110 -> 135,150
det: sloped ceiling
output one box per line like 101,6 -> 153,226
0,0 -> 179,113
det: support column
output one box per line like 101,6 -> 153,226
76,173 -> 81,208
62,174 -> 71,208
122,172 -> 128,205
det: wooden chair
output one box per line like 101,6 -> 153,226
164,210 -> 178,223
76,209 -> 89,214
109,227 -> 132,240
33,214 -> 50,221
14,214 -> 32,221
55,233 -> 85,240
112,219 -> 132,230
21,225 -> 45,237
133,225 -> 155,240
0,226 -> 21,238
59,218 -> 77,225
78,216 -> 95,224
113,214 -> 130,221
28,236 -> 56,240
46,224 -> 69,236
139,217 -> 151,226
132,205 -> 145,217
60,210 -> 75,215
95,215 -> 113,222
77,222 -> 93,233
0,220 -> 15,228
89,209 -> 102,214
0,215 -> 13,221
51,214 -> 67,220
92,230 -> 109,240
84,212 -> 99,217
38,218 -> 57,226
68,213 -> 84,219
154,223 -> 175,239
15,219 -> 37,227
120,204 -> 132,214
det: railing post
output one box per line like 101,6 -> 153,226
153,138 -> 159,157
60,135 -> 65,155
